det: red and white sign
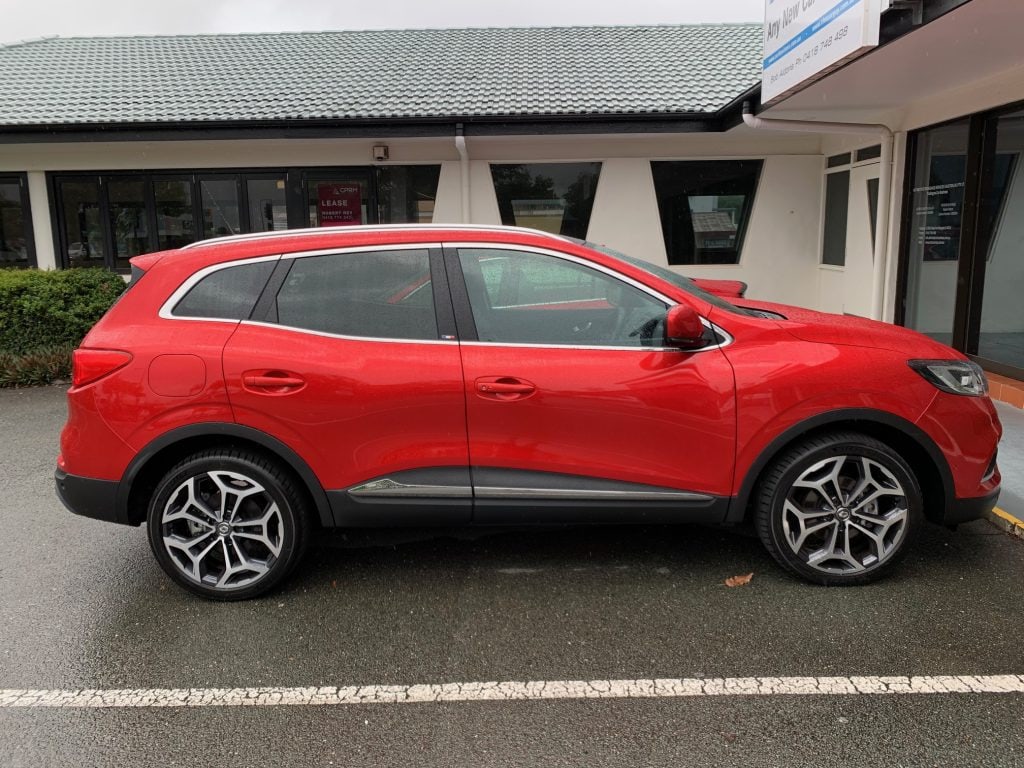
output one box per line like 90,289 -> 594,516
317,183 -> 362,226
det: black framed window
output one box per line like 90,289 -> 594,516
650,160 -> 762,265
491,163 -> 601,239
822,170 -> 850,267
0,174 -> 36,268
898,102 -> 1024,380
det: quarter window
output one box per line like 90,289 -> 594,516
458,248 -> 668,347
172,260 -> 276,320
650,160 -> 762,265
275,249 -> 438,340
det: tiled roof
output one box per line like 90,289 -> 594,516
0,25 -> 761,127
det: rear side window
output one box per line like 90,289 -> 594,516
274,249 -> 437,340
172,260 -> 276,320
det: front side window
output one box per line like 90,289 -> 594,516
490,163 -> 601,239
275,249 -> 437,340
458,248 -> 667,347
650,160 -> 762,265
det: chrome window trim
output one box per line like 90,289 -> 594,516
448,241 -> 732,353
158,253 -> 281,322
240,319 -> 458,346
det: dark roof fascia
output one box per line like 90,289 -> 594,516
0,110 -> 727,144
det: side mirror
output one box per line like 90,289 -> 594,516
665,304 -> 708,349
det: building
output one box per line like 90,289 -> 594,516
0,0 -> 1022,404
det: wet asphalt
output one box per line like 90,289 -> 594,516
1,385 -> 1022,767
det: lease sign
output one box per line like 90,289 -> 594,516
317,183 -> 362,226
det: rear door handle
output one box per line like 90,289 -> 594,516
243,371 -> 306,393
475,376 -> 536,401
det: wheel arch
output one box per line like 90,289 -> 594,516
117,423 -> 335,528
727,408 -> 954,526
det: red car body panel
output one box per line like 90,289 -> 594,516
57,226 -> 1001,533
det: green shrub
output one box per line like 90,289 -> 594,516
0,268 -> 125,387
0,268 -> 126,356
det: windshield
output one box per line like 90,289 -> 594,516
579,240 -> 748,315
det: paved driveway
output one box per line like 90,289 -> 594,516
1,386 -> 1022,767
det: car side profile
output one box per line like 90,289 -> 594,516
56,225 -> 1002,599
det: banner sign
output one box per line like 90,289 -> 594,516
762,0 -> 882,104
317,183 -> 362,226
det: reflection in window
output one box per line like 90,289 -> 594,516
200,178 -> 241,239
491,163 -> 601,238
377,166 -> 441,224
650,160 -> 762,265
0,180 -> 31,268
275,250 -> 437,340
108,178 -> 149,270
58,179 -> 104,268
155,179 -> 194,250
248,178 -> 287,232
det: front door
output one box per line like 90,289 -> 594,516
448,244 -> 736,523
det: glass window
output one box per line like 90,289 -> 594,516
58,179 -> 105,269
275,249 -> 437,340
650,160 -> 761,265
377,165 -> 441,223
0,178 -> 31,268
154,179 -> 194,250
458,248 -> 667,346
903,120 -> 970,344
248,178 -> 288,232
822,170 -> 850,267
108,178 -> 150,270
172,260 -> 276,320
200,177 -> 241,239
490,163 -> 601,238
867,177 -> 880,250
978,109 -> 1024,371
307,178 -> 368,227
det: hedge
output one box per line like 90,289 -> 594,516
0,268 -> 126,387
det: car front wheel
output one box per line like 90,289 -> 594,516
147,449 -> 309,600
756,432 -> 923,585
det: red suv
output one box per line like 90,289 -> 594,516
56,226 -> 1002,599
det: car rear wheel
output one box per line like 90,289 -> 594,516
755,432 -> 923,585
147,449 -> 309,600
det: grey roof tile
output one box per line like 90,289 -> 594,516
0,25 -> 762,126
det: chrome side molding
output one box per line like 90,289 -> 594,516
348,479 -> 472,498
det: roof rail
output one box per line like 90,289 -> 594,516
180,223 -> 572,250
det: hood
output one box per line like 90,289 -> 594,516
733,299 -> 962,358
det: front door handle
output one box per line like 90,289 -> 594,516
243,370 -> 306,394
475,376 -> 536,401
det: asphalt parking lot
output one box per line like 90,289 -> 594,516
1,385 -> 1023,767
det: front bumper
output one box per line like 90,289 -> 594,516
943,486 -> 1001,526
55,468 -> 123,524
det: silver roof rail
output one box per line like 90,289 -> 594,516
180,223 -> 573,250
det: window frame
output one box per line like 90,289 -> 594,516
442,241 -> 727,352
0,172 -> 37,268
649,159 -> 764,266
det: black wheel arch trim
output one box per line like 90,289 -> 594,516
727,408 -> 955,525
117,422 -> 335,527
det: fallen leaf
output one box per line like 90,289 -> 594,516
724,572 -> 754,587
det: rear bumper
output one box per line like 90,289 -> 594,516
55,468 -> 124,525
943,487 -> 1000,526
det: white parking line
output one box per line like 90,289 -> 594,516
2,675 -> 1023,709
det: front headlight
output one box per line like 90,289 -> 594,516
908,359 -> 988,396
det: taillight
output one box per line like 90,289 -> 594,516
72,349 -> 132,387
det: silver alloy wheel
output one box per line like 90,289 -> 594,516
782,455 -> 909,574
160,470 -> 284,590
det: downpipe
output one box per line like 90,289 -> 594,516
741,103 -> 894,321
455,124 -> 470,223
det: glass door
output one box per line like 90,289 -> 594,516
303,170 -> 375,228
243,175 -> 288,233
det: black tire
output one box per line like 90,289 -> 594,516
147,449 -> 309,600
755,432 -> 923,586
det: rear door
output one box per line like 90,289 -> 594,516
447,243 -> 737,523
222,244 -> 471,526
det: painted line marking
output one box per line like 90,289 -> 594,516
992,506 -> 1024,529
1,675 -> 1022,709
